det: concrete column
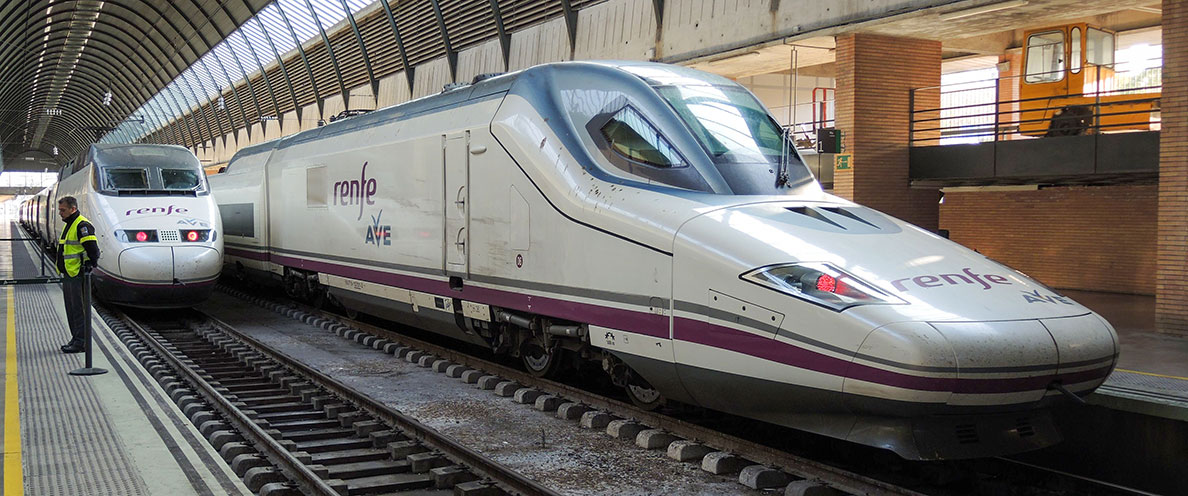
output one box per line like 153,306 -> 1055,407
833,33 -> 941,230
1157,0 -> 1188,336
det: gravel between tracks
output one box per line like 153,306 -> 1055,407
198,292 -> 755,496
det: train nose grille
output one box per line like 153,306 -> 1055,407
157,230 -> 179,242
955,424 -> 980,445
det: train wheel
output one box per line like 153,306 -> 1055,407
625,382 -> 664,410
521,337 -> 563,377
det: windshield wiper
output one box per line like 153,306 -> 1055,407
775,127 -> 791,187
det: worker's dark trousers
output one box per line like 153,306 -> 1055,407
61,275 -> 86,345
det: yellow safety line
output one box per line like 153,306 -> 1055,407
4,286 -> 21,496
1116,368 -> 1188,382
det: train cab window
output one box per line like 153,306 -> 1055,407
161,168 -> 201,190
1086,28 -> 1114,67
599,106 -> 685,168
1025,31 -> 1065,83
1070,27 -> 1082,74
106,168 -> 149,189
654,83 -> 813,193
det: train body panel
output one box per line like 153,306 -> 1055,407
19,144 -> 222,307
209,61 -> 1118,460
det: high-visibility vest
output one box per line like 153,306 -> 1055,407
59,214 -> 96,277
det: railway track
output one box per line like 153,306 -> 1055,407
213,284 -> 934,496
96,304 -> 560,496
211,283 -> 1154,496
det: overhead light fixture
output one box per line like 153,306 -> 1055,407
939,0 -> 1028,20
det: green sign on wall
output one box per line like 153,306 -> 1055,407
835,153 -> 852,171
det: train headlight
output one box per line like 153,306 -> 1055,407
180,229 -> 211,242
116,229 -> 158,243
741,262 -> 904,311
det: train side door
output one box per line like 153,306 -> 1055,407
443,131 -> 470,276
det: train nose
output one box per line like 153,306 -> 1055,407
846,315 -> 1117,409
117,246 -> 221,282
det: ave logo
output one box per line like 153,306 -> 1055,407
366,210 -> 391,246
1021,290 -> 1075,305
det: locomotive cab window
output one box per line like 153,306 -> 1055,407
599,106 -> 685,168
655,83 -> 814,192
1025,30 -> 1065,83
1086,28 -> 1115,67
106,168 -> 149,189
161,168 -> 201,190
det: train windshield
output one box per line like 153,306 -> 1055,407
655,84 -> 813,191
161,169 -> 202,190
106,169 -> 149,189
94,146 -> 208,196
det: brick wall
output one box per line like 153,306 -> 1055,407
835,33 -> 941,230
1157,0 -> 1188,335
940,185 -> 1156,295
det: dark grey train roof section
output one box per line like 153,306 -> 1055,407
225,69 -> 521,167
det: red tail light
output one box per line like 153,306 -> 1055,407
186,230 -> 199,242
816,274 -> 837,293
135,231 -> 147,242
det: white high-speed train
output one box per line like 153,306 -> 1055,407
210,61 -> 1118,460
19,144 -> 223,307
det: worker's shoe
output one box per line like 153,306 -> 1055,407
61,344 -> 84,354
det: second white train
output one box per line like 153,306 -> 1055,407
19,144 -> 223,307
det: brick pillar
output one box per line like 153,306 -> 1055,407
998,51 -> 1022,140
1157,0 -> 1188,336
834,34 -> 941,230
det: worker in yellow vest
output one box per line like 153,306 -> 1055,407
56,196 -> 100,354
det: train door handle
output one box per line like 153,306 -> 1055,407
454,199 -> 465,207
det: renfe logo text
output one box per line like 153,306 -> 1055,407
335,161 -> 377,220
890,268 -> 1011,291
126,205 -> 189,216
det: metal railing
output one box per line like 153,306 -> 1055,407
910,62 -> 1162,146
2,228 -> 60,285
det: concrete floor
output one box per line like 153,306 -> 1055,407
1064,289 -> 1188,379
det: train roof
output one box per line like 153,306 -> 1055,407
88,143 -> 202,170
224,61 -> 735,166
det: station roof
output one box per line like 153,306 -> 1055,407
0,0 -> 596,172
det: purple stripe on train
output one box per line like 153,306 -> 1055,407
248,250 -> 1111,395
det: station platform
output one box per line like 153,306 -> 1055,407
0,222 -> 249,496
1065,290 -> 1188,420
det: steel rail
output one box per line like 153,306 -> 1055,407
250,290 -> 925,496
197,310 -> 563,496
105,305 -> 343,496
